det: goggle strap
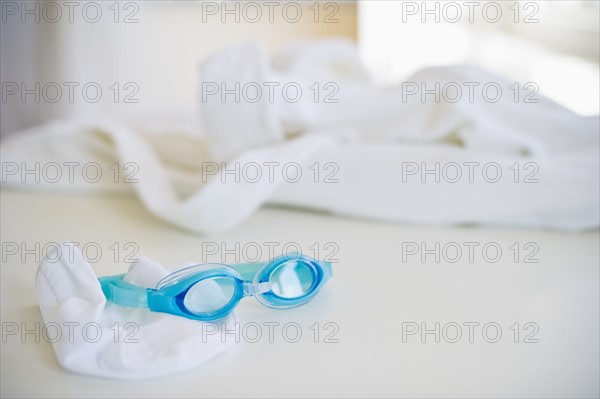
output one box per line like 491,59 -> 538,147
231,262 -> 267,281
98,274 -> 149,308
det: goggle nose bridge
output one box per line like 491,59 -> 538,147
242,281 -> 271,296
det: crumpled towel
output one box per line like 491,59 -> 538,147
2,39 -> 598,232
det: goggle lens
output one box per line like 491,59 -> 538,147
270,260 -> 316,299
183,276 -> 236,315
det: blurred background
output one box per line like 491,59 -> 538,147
2,0 -> 598,137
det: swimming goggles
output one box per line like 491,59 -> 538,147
98,254 -> 332,321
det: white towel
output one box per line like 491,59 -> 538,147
2,39 -> 598,232
36,243 -> 237,379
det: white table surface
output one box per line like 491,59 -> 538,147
1,189 -> 598,398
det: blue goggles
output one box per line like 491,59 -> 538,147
98,254 -> 332,321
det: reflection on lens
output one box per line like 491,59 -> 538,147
270,261 -> 315,299
184,277 -> 236,314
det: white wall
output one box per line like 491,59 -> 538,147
358,0 -> 600,115
1,1 -> 357,135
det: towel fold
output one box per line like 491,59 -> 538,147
2,39 -> 598,232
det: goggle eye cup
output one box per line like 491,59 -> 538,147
254,256 -> 324,309
182,275 -> 239,316
269,259 -> 317,299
